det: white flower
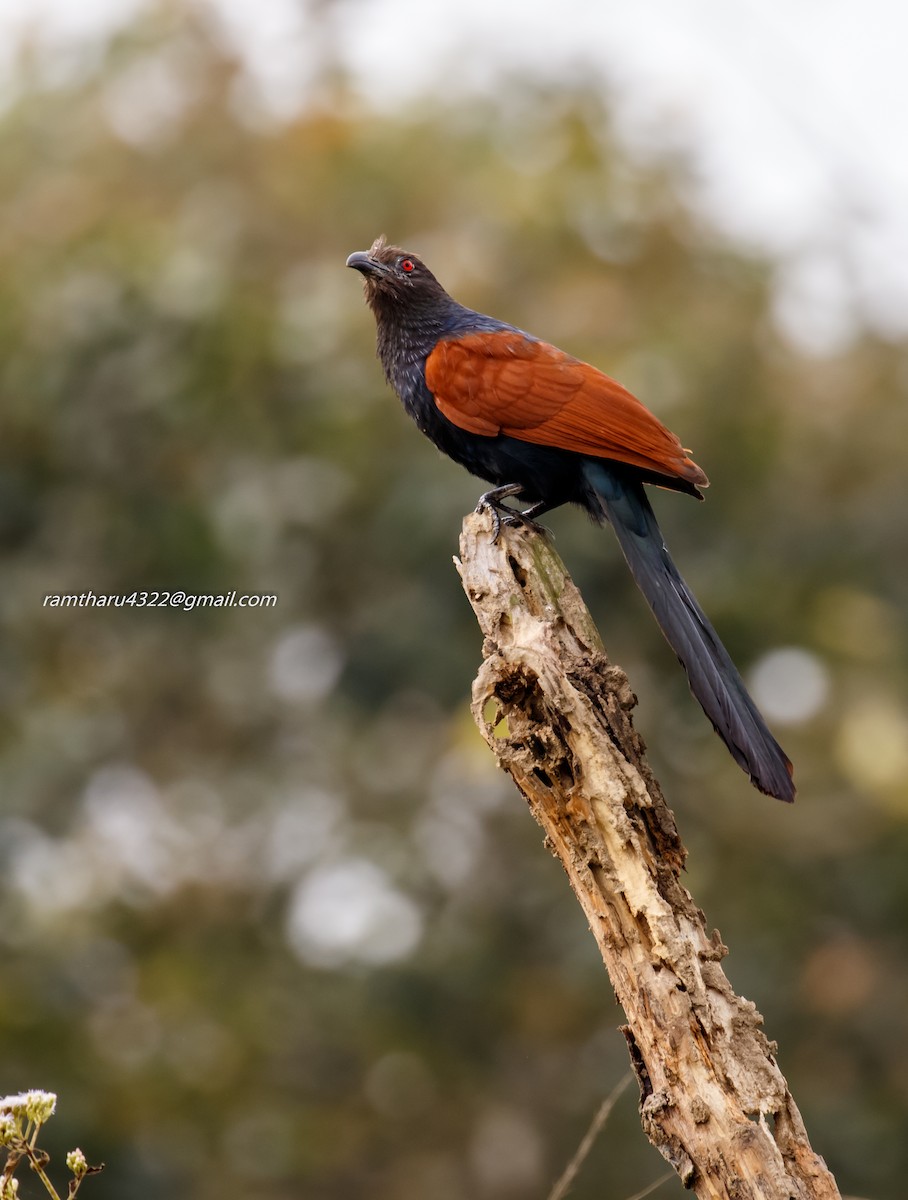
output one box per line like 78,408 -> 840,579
67,1148 -> 88,1178
0,1113 -> 18,1145
23,1090 -> 57,1125
0,1090 -> 57,1126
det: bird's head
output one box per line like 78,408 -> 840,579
346,235 -> 447,314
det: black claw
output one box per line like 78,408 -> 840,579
474,485 -> 555,542
486,503 -> 503,542
475,484 -> 525,543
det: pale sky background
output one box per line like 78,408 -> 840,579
3,0 -> 907,357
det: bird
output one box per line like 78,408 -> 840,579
346,235 -> 795,802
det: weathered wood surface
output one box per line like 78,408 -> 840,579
455,509 -> 840,1200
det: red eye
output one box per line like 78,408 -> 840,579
401,259 -> 415,273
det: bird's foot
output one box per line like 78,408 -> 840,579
503,500 -> 553,539
475,484 -> 524,543
502,511 -> 551,539
475,486 -> 551,542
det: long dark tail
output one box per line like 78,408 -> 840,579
586,464 -> 795,801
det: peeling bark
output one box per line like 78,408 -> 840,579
455,509 -> 840,1200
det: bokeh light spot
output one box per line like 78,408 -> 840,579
364,1051 -> 437,1119
285,859 -> 423,967
468,1105 -> 544,1193
800,934 -> 878,1016
268,624 -> 343,703
837,701 -> 908,804
749,646 -> 830,725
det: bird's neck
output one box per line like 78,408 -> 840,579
372,296 -> 456,378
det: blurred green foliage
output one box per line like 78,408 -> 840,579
1,6 -> 907,1199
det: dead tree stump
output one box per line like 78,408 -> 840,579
455,508 -> 840,1200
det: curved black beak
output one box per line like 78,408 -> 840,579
346,250 -> 381,275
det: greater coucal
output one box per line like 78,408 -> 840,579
347,236 -> 795,802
